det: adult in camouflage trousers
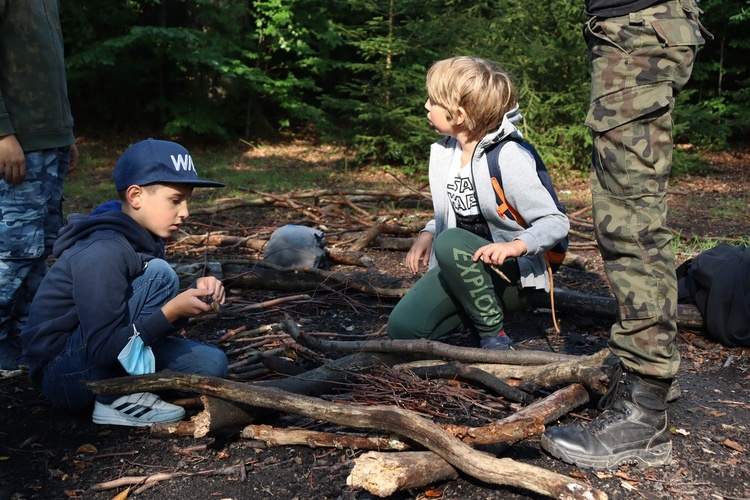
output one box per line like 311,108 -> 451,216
542,0 -> 710,470
0,0 -> 78,370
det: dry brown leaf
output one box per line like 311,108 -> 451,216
722,438 -> 746,453
615,471 -> 639,485
76,443 -> 98,454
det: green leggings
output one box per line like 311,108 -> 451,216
387,228 -> 528,341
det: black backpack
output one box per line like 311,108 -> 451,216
677,243 -> 750,347
485,138 -> 568,272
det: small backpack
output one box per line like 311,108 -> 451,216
485,138 -> 569,272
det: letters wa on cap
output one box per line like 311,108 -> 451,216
114,138 -> 225,190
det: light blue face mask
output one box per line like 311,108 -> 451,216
117,325 -> 156,375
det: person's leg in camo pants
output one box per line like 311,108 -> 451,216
585,0 -> 707,379
540,0 -> 709,469
0,147 -> 70,365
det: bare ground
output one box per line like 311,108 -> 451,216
1,144 -> 750,500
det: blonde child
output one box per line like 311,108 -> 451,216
387,56 -> 569,349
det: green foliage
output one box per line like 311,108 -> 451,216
319,0 -> 462,167
62,0 -> 336,139
671,146 -> 713,177
678,0 -> 750,148
482,0 -> 591,176
59,0 -> 749,173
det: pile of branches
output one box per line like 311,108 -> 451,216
86,314 -> 615,499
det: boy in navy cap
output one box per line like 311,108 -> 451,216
20,139 -> 228,427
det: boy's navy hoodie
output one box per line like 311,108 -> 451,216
21,204 -> 176,383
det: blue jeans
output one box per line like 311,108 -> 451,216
0,147 -> 70,340
40,259 -> 228,410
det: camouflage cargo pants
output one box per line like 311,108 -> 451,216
0,147 -> 71,340
585,0 -> 708,378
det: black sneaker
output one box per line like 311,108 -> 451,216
541,363 -> 672,469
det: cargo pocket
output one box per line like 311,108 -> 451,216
585,83 -> 671,134
652,17 -> 706,47
0,196 -> 45,260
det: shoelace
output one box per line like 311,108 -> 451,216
598,362 -> 625,411
575,363 -> 629,432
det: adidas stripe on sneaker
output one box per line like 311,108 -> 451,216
92,392 -> 185,427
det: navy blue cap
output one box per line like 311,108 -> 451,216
113,138 -> 224,191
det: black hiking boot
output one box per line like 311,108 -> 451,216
540,363 -> 672,470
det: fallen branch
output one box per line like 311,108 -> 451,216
347,451 -> 458,497
528,288 -> 704,330
396,349 -> 610,394
241,424 -> 411,451
407,361 -> 534,404
438,383 -> 589,447
224,263 -> 409,297
84,372 -> 607,499
234,295 -> 312,313
191,353 -> 404,437
350,216 -> 388,252
281,315 -> 579,366
89,472 -> 180,493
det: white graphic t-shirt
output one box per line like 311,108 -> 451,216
446,151 -> 480,217
445,149 -> 492,240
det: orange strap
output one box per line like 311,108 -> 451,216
545,255 -> 561,334
492,176 -> 561,334
491,177 -> 527,226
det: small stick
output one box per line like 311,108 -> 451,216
489,265 -> 511,283
234,294 -> 312,313
215,325 -> 248,344
92,450 -> 140,460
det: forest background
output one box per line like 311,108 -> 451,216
61,0 -> 748,177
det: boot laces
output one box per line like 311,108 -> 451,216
582,363 -> 631,432
597,362 -> 627,411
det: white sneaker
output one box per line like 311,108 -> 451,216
92,392 -> 185,427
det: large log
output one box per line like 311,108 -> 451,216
85,372 -> 606,499
347,451 -> 458,497
528,288 -> 704,330
223,263 -> 408,297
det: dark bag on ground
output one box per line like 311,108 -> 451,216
677,243 -> 750,347
264,224 -> 328,269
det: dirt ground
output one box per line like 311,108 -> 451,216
2,145 -> 750,500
